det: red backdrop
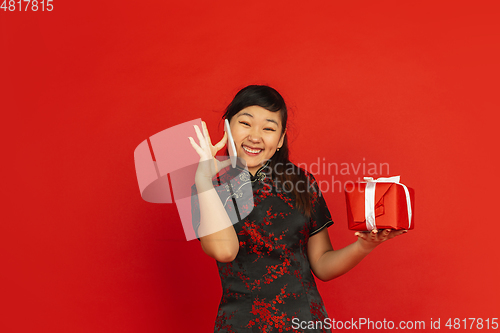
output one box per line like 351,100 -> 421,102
2,1 -> 499,332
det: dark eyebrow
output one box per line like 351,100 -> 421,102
237,112 -> 279,126
237,112 -> 254,118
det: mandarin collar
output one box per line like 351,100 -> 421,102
234,160 -> 271,181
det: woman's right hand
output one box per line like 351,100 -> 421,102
188,121 -> 231,185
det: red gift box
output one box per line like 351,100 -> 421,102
344,176 -> 415,231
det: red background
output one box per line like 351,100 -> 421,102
2,1 -> 499,332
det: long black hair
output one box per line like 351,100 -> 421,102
222,85 -> 313,218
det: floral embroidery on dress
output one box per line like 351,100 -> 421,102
192,162 -> 334,333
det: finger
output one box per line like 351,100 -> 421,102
188,137 -> 204,156
355,232 -> 367,241
202,121 -> 212,145
193,125 -> 206,148
214,131 -> 228,152
388,230 -> 408,239
202,122 -> 213,154
380,229 -> 391,241
370,229 -> 378,241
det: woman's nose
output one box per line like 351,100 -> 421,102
247,128 -> 261,142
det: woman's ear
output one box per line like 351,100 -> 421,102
278,128 -> 287,148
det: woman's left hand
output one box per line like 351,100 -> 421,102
355,228 -> 407,252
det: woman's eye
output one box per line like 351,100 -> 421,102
264,128 -> 276,132
239,121 -> 250,126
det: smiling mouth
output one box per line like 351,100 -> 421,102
242,145 -> 263,154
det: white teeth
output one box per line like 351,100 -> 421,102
243,146 -> 262,154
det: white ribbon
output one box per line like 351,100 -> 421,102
363,176 -> 412,231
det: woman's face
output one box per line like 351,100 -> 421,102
229,105 -> 286,175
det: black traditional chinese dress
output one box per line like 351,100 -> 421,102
192,161 -> 334,333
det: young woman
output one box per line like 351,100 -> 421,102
189,85 -> 406,333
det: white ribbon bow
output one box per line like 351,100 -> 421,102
363,176 -> 412,231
